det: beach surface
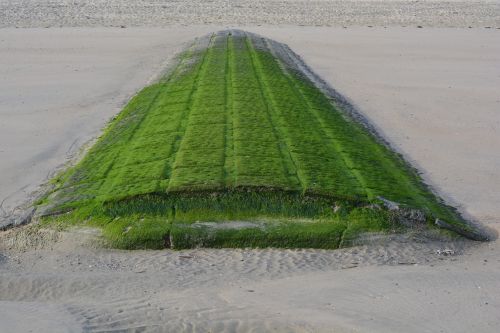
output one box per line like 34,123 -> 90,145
0,226 -> 498,332
1,9 -> 500,333
1,0 -> 499,28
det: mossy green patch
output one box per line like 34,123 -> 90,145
37,30 -> 481,249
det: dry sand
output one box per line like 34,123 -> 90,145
1,0 -> 499,28
1,25 -> 500,332
0,226 -> 498,333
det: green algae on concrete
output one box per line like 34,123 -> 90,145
36,30 -> 487,249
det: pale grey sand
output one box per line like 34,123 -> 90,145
0,226 -> 498,333
1,24 -> 500,333
1,0 -> 499,28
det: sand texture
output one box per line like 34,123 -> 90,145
1,0 -> 499,28
1,226 -> 499,332
1,24 -> 499,333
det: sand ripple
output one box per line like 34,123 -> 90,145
2,227 -> 496,332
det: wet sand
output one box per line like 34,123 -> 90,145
1,25 -> 499,332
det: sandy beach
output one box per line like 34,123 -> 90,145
1,1 -> 500,332
0,227 -> 498,332
1,0 -> 499,28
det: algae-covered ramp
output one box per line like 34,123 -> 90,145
38,30 -> 486,248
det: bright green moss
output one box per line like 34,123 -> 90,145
37,30 -> 479,249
